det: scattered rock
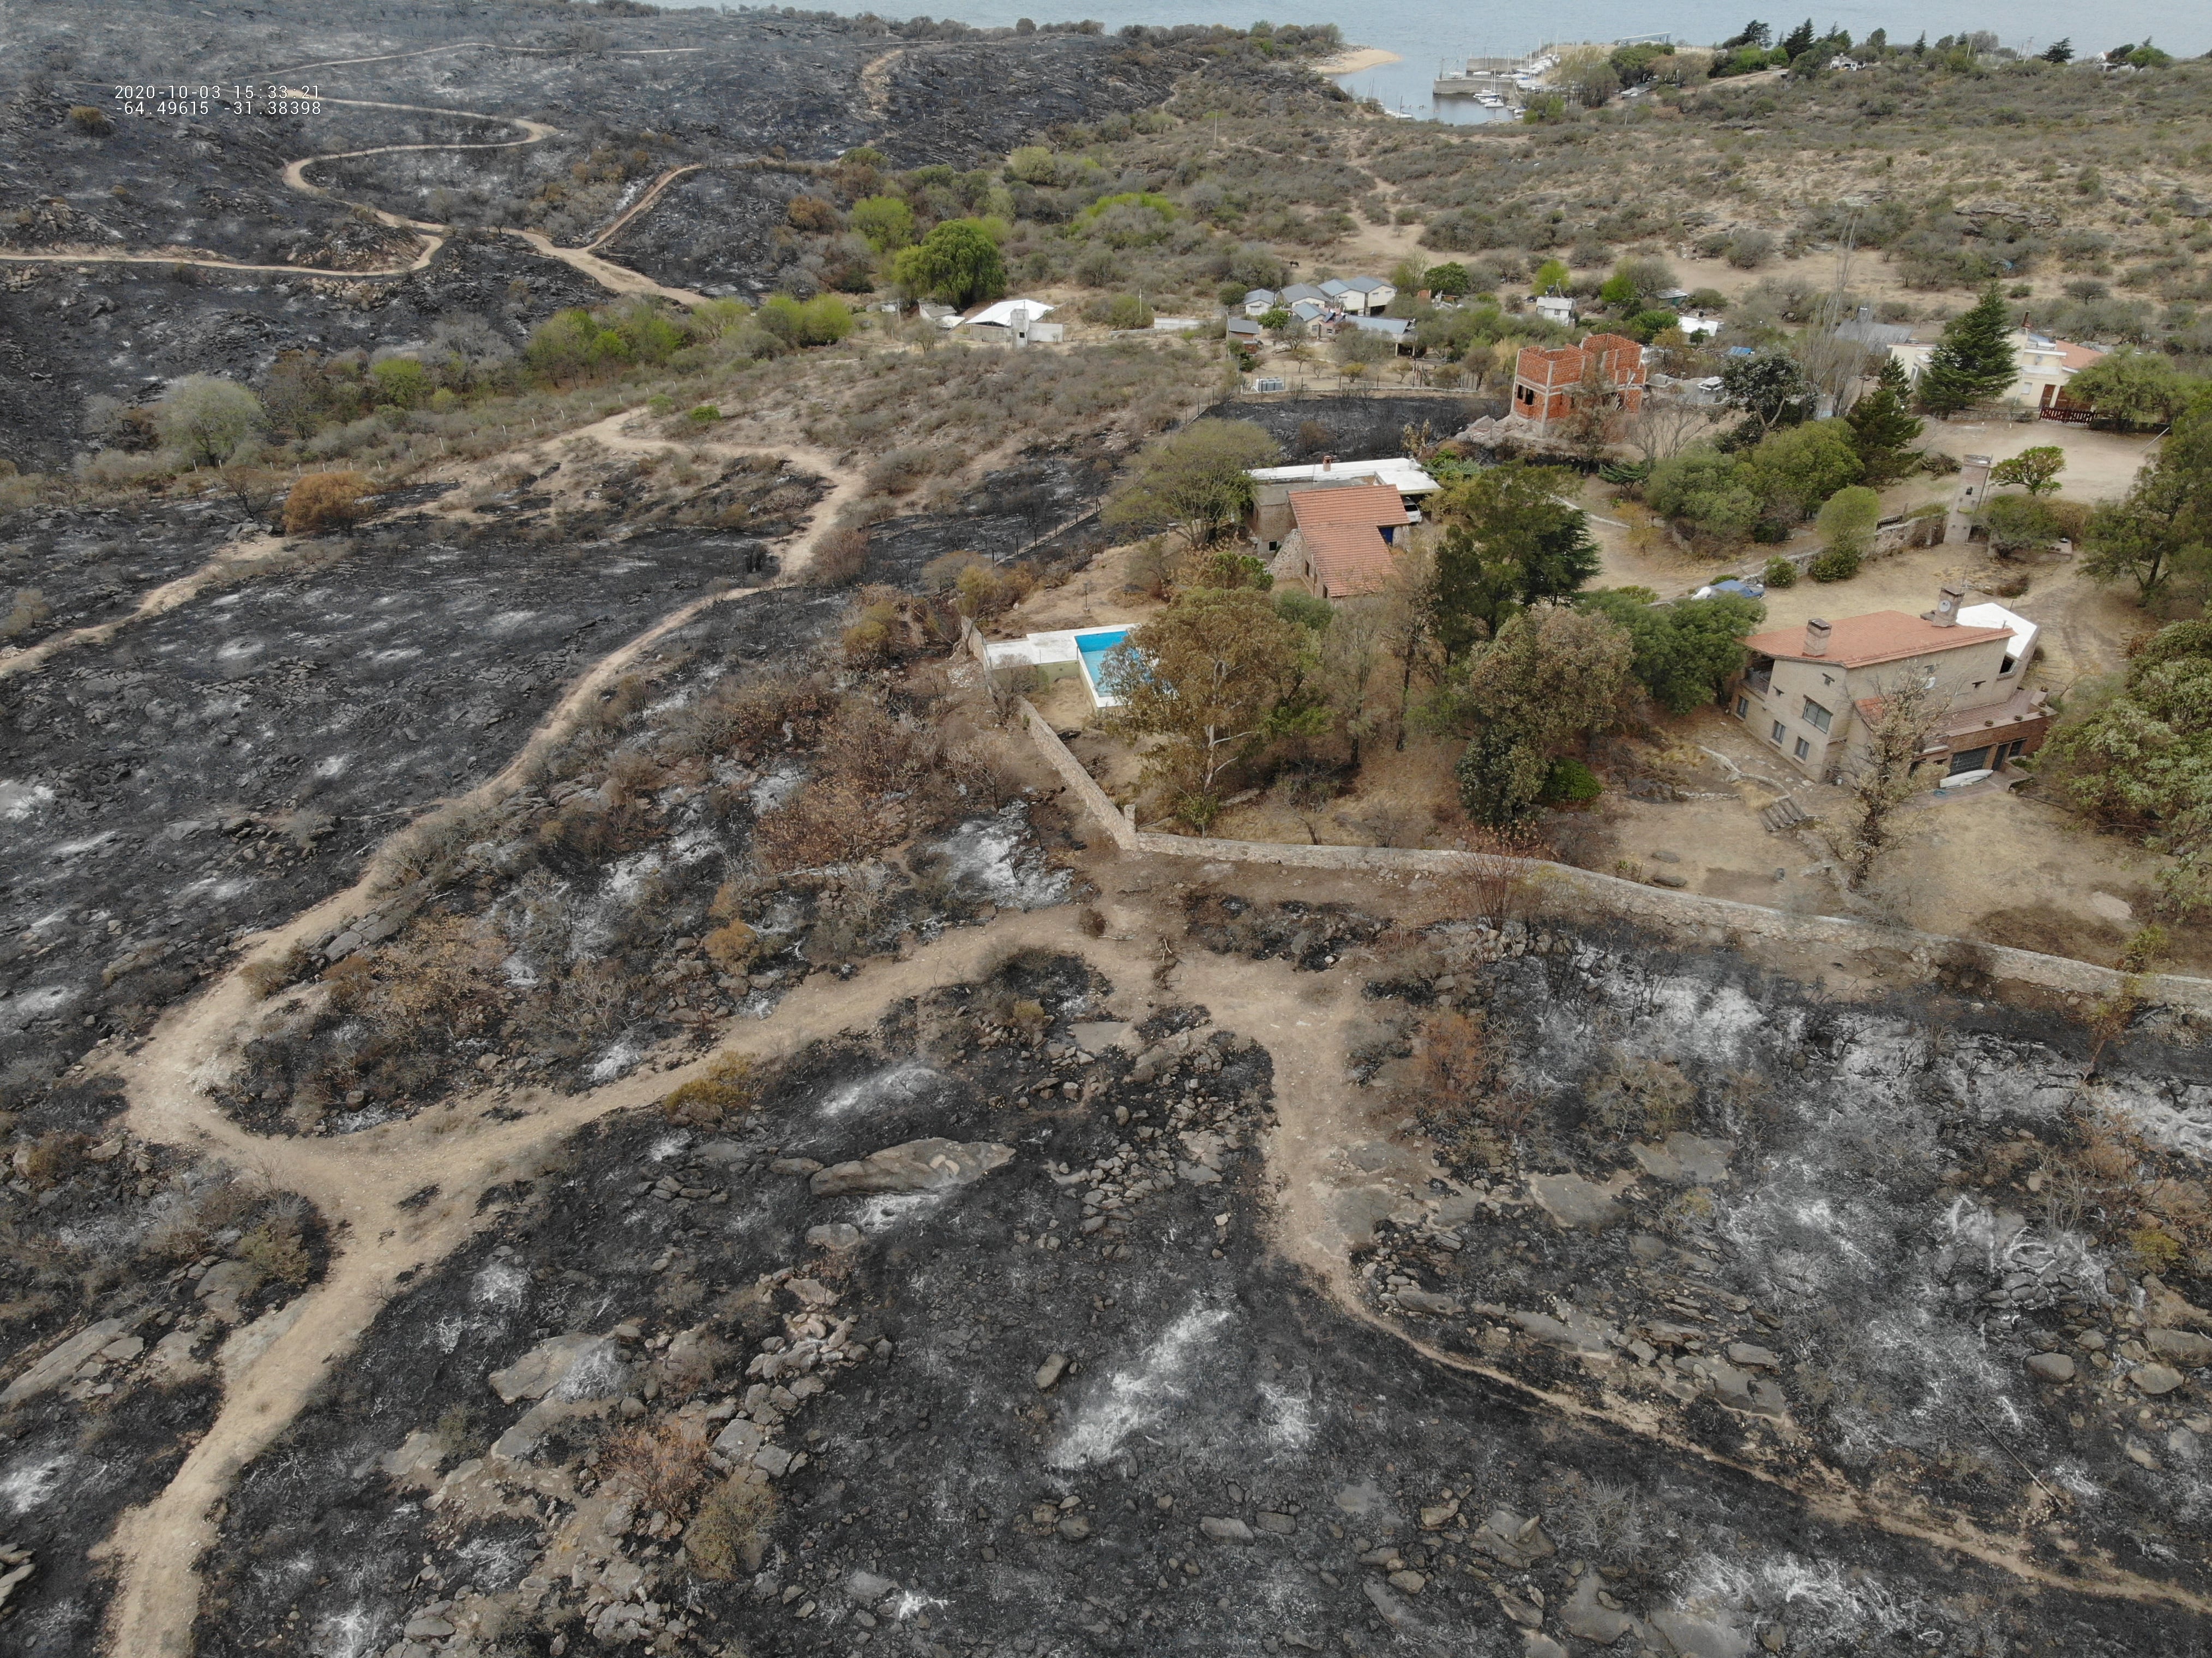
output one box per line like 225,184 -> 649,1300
846,1570 -> 895,1603
1057,1514 -> 1091,1541
1387,1569 -> 1427,1595
2131,1363 -> 2186,1396
1564,1571 -> 1639,1645
1200,1516 -> 1253,1542
1470,1509 -> 1555,1570
1494,1586 -> 1544,1628
809,1138 -> 1014,1197
1724,1343 -> 1781,1371
1362,1579 -> 1412,1627
806,1223 -> 863,1253
1650,1608 -> 1753,1658
1396,1289 -> 1462,1318
1526,1172 -> 1625,1231
1035,1353 -> 1068,1391
1256,1511 -> 1296,1534
2025,1352 -> 2076,1384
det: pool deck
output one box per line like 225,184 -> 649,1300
983,626 -> 1132,710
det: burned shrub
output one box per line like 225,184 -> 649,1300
281,470 -> 371,536
686,1476 -> 779,1579
661,1052 -> 760,1128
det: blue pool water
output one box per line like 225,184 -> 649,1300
1075,628 -> 1132,697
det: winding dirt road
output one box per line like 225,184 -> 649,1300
0,79 -> 706,303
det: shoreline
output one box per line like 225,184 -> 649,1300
1314,45 -> 1402,75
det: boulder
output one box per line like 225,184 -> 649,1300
1035,1353 -> 1068,1391
2,1318 -> 127,1406
1563,1571 -> 1639,1645
810,1138 -> 1014,1197
1200,1516 -> 1253,1541
2149,1328 -> 2212,1367
2025,1352 -> 2075,1383
1650,1608 -> 1752,1658
489,1335 -> 618,1404
2131,1363 -> 2186,1397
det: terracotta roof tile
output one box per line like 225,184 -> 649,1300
1744,611 -> 2012,669
1301,521 -> 1397,597
1288,479 -> 1409,530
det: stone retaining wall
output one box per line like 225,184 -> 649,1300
1017,701 -> 2212,1016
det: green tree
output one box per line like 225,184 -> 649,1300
368,356 -> 431,410
1428,462 -> 1602,656
1916,285 -> 2018,414
1982,493 -> 2061,554
1104,586 -> 1312,816
1814,484 -> 1882,558
1991,444 -> 2065,496
155,375 -> 265,467
1423,262 -> 1472,297
2061,347 -> 2197,431
2039,620 -> 2212,915
2079,400 -> 2212,601
892,219 -> 1007,308
1646,447 -> 1764,543
1259,305 -> 1293,334
849,195 -> 916,253
1531,257 -> 1571,295
1748,420 -> 1863,519
1718,352 -> 1814,434
1845,356 -> 1924,480
1448,604 -> 1633,824
1102,418 -> 1281,549
1579,590 -> 1765,713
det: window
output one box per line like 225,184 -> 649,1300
1801,697 -> 1832,734
1947,746 -> 1992,776
1769,720 -> 1786,746
1793,737 -> 1811,761
2000,654 -> 2018,675
1734,695 -> 1749,719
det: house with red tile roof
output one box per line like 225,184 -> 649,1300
1729,588 -> 2051,785
1267,478 -> 1409,600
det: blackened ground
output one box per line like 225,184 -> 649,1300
0,530 -> 834,1114
0,1108 -> 330,1658
0,236 -> 608,471
188,953 -> 2202,1658
1206,394 -> 1486,460
593,168 -> 839,301
862,454 -> 1122,588
1351,924 -> 2212,1613
0,498 -> 244,647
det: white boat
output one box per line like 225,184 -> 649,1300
1477,93 -> 1506,107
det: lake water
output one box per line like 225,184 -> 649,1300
749,1 -> 2209,124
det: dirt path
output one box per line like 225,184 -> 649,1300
861,47 -> 907,118
0,532 -> 310,684
586,164 -> 707,251
1,83 -> 703,301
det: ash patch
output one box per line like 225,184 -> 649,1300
1356,918 -> 2212,1606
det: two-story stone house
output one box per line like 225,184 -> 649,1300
1730,588 -> 2052,785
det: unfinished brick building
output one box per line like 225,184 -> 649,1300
1510,332 -> 1648,432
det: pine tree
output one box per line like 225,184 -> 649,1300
1916,285 -> 2017,415
1781,17 -> 1817,57
1846,355 -> 1925,479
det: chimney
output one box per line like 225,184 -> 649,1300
1930,584 -> 1963,627
1320,454 -> 1334,472
1804,618 -> 1832,658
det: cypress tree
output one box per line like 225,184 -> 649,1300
1847,354 -> 1925,478
1916,285 -> 2017,414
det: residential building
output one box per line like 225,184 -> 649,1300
1342,315 -> 1412,350
1247,456 -> 1440,546
1267,478 -> 1409,600
1534,293 -> 1578,326
1243,288 -> 1279,317
1887,329 -> 2106,417
1343,275 -> 1396,313
1729,588 -> 2051,784
1509,333 -> 1647,431
1279,283 -> 1330,308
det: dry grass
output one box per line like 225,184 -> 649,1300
600,1419 -> 713,1519
686,1475 -> 779,1579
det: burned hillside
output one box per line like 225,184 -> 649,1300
176,943 -> 2212,1658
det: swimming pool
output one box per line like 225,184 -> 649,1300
1074,627 -> 1133,706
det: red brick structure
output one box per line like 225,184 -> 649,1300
1510,333 -> 1647,431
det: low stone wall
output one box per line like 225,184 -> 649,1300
1017,701 -> 2212,1016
